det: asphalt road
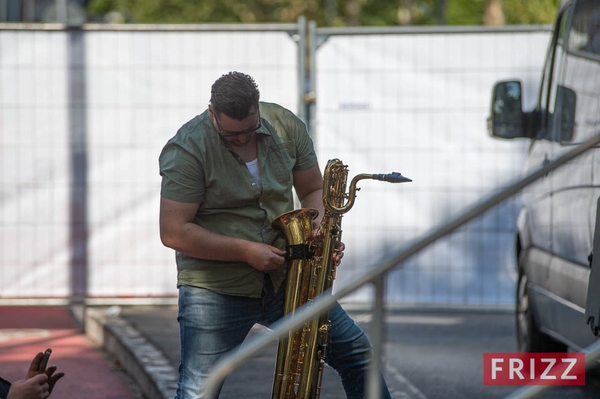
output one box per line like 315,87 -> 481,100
119,306 -> 600,399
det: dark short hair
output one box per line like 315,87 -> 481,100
210,72 -> 260,120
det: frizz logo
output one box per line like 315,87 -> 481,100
483,353 -> 585,386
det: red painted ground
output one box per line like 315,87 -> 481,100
0,306 -> 138,399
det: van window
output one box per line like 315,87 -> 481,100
559,0 -> 600,143
538,7 -> 570,140
548,10 -> 569,137
569,0 -> 600,58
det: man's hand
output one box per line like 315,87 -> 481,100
312,229 -> 345,267
244,242 -> 286,271
334,241 -> 345,266
7,374 -> 49,399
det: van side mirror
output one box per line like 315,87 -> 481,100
487,80 -> 526,139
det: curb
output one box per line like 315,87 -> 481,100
83,307 -> 178,399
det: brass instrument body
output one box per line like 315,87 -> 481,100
271,159 -> 411,399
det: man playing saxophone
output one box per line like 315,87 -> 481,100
159,71 -> 392,399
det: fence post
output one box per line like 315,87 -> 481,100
68,29 -> 89,301
367,274 -> 385,398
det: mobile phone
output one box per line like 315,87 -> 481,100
38,348 -> 52,373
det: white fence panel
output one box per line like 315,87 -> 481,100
315,28 -> 551,305
83,29 -> 299,298
0,26 -> 300,299
0,30 -> 71,297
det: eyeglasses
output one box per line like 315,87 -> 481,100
214,112 -> 262,138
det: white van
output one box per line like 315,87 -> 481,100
488,0 -> 600,352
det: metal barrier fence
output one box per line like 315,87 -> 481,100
203,133 -> 600,399
309,25 -> 551,306
1,22 -> 552,306
0,21 -> 304,301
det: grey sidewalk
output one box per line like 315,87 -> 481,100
84,305 -> 179,399
84,304 -> 346,399
85,305 -> 600,399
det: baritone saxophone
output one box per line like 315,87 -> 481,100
270,158 -> 411,399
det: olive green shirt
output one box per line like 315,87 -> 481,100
159,102 -> 318,298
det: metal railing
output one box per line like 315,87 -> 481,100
203,133 -> 600,398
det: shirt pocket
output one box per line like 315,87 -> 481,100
266,141 -> 295,185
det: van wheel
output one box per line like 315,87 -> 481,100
516,272 -> 568,352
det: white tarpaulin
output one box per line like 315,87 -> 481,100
315,30 -> 550,304
0,28 -> 299,298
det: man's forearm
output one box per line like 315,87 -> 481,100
299,189 -> 324,227
162,222 -> 252,262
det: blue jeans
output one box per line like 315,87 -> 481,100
175,280 -> 392,399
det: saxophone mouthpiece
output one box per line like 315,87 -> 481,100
373,172 -> 412,183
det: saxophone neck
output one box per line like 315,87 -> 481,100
323,168 -> 412,215
323,173 -> 371,215
323,158 -> 412,215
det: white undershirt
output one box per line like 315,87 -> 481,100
246,158 -> 262,191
